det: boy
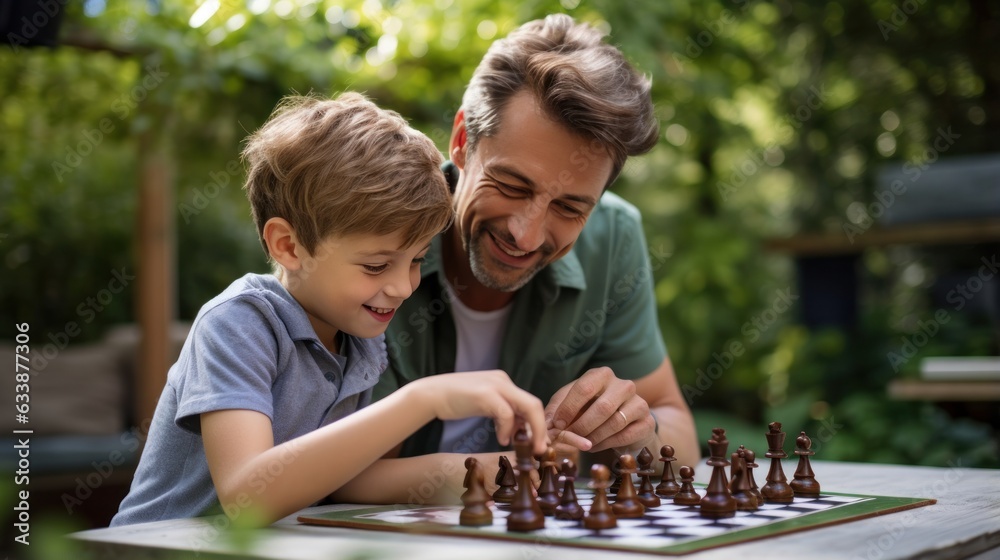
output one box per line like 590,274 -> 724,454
111,93 -> 548,527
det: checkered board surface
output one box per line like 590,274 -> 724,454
299,487 -> 935,555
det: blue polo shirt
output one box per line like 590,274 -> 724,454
377,163 -> 667,456
111,273 -> 385,526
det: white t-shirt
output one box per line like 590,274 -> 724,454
437,282 -> 513,453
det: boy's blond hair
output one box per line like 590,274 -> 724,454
242,92 -> 453,260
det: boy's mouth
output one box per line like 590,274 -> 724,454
364,305 -> 396,322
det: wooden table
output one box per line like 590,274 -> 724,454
72,461 -> 1000,559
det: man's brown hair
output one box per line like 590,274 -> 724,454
242,92 -> 453,258
461,14 -> 659,186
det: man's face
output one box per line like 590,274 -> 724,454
452,91 -> 614,292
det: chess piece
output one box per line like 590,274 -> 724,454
507,430 -> 545,531
761,422 -> 794,503
636,447 -> 661,508
700,428 -> 737,518
790,431 -> 821,496
730,445 -> 748,488
612,454 -> 645,518
655,445 -> 681,498
492,455 -> 517,504
610,457 -> 623,494
536,447 -> 560,515
554,458 -> 584,520
730,448 -> 759,511
583,464 -> 617,530
744,448 -> 764,504
673,466 -> 701,506
460,458 -> 494,526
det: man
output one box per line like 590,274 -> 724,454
375,13 -> 699,476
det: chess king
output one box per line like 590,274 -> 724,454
377,12 -> 700,481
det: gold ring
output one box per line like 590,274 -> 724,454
617,410 -> 628,424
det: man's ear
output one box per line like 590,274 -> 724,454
449,108 -> 467,170
263,217 -> 305,272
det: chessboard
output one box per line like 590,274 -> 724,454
297,487 -> 933,555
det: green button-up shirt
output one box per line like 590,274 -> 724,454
376,165 -> 667,457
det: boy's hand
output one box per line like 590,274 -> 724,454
410,370 -> 548,455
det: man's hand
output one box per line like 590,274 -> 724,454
544,367 -> 655,453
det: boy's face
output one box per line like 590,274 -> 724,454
452,90 -> 613,292
285,231 -> 432,349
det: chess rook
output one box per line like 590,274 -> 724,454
761,421 -> 794,503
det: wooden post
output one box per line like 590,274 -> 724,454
136,126 -> 174,433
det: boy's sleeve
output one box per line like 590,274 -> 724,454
173,298 -> 282,434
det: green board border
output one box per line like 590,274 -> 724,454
298,489 -> 936,556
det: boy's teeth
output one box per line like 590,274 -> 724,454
370,306 -> 392,314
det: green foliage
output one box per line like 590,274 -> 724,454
1,0 -> 997,466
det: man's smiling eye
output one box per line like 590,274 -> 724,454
496,183 -> 529,197
363,264 -> 388,273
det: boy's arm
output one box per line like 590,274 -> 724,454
202,370 -> 546,525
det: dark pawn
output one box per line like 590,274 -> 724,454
583,464 -> 617,530
730,449 -> 759,511
790,431 -> 821,496
492,455 -> 517,504
554,458 -> 584,521
610,458 -> 623,494
612,454 -> 645,518
507,430 -> 544,532
460,458 -> 494,526
761,422 -> 794,504
744,448 -> 764,504
536,447 -> 560,515
636,447 -> 661,508
700,428 -> 737,518
673,466 -> 701,506
655,445 -> 681,498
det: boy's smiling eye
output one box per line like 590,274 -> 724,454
362,264 -> 388,273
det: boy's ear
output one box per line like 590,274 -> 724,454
263,218 -> 305,272
449,108 -> 467,170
